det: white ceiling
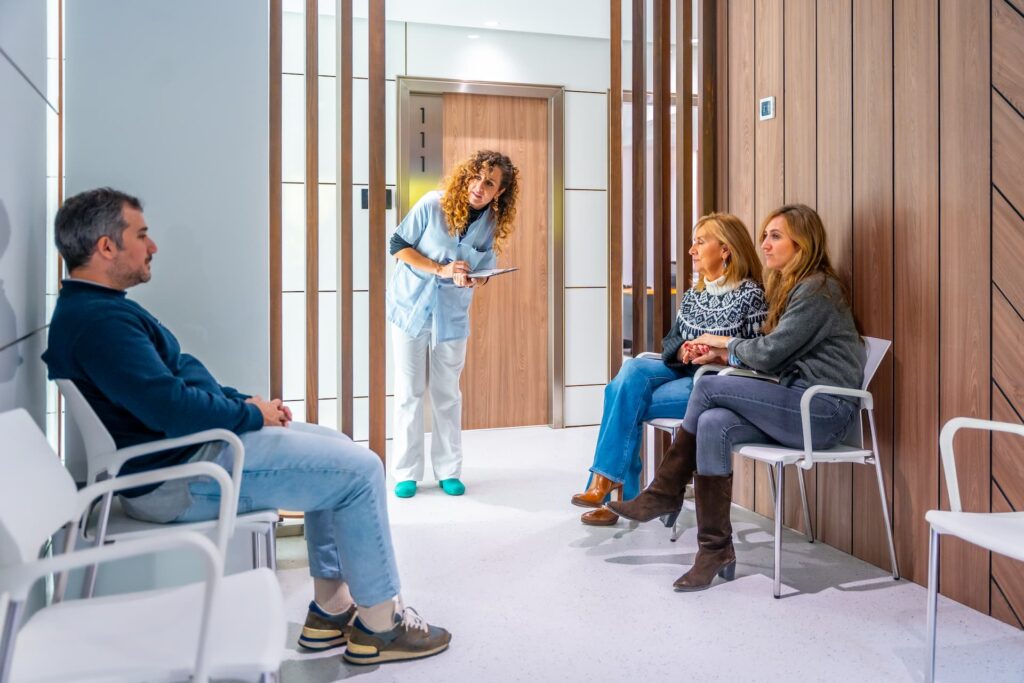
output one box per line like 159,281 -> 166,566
284,0 -> 681,43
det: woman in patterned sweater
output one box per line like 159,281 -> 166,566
571,213 -> 768,526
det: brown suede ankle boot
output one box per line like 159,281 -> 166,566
604,429 -> 697,523
571,473 -> 621,509
673,474 -> 736,592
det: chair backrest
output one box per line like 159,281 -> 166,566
841,337 -> 892,449
56,379 -> 117,483
940,417 -> 1024,512
0,409 -> 78,567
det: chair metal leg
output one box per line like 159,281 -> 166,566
259,671 -> 280,683
82,487 -> 114,599
252,531 -> 264,569
797,467 -> 814,543
868,410 -> 900,579
926,527 -> 940,683
266,524 -> 278,571
766,463 -> 777,504
773,462 -> 784,599
51,521 -> 77,604
0,599 -> 25,683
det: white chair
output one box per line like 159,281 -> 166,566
925,418 -> 1024,682
730,336 -> 899,597
56,379 -> 279,599
0,408 -> 285,683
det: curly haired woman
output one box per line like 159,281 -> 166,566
386,150 -> 520,499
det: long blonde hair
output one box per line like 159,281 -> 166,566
692,212 -> 763,291
759,204 -> 848,333
438,150 -> 520,253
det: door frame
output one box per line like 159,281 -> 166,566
396,76 -> 565,428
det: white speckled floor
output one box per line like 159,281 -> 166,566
274,425 -> 1024,682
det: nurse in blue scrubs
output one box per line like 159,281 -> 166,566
386,150 -> 520,498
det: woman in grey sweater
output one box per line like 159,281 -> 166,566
607,204 -> 866,592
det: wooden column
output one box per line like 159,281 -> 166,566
652,0 -> 672,350
609,0 -> 623,377
304,0 -> 320,424
631,0 -> 647,355
269,0 -> 283,401
337,0 -> 354,437
368,0 -> 386,458
677,0 -> 694,302
696,0 -> 718,215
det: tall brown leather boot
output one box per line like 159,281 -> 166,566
571,473 -> 621,509
604,429 -> 697,523
673,474 -> 736,591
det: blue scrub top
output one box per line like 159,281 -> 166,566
386,191 -> 498,343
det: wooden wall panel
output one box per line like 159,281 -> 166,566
893,0 -> 940,585
367,0 -> 386,456
608,0 -> 623,379
305,0 -> 320,424
993,93 -> 1024,216
781,0 -> 817,536
994,0 -> 1024,114
992,579 -> 1024,629
851,0 -> 895,571
937,0 -> 991,613
994,291 -> 1024,429
992,486 -> 1024,628
815,0 -> 853,554
752,0 -> 783,520
727,0 -> 756,509
993,386 -> 1024,512
994,193 -> 1024,316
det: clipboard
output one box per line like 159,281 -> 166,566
467,267 -> 518,279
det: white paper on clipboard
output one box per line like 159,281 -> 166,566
467,267 -> 518,279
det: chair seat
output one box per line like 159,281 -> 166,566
87,497 -> 278,542
11,568 -> 285,682
926,510 -> 1024,562
647,418 -> 684,433
733,442 -> 873,466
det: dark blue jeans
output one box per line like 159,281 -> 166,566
681,375 -> 859,476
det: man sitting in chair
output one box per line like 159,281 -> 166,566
42,187 -> 450,666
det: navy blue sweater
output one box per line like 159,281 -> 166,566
42,280 -> 263,493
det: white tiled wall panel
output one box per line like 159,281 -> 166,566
353,186 -> 398,291
621,41 -> 677,94
282,183 -> 306,291
564,288 -> 608,386
565,92 -> 608,190
353,396 -> 394,442
319,292 -> 337,398
352,291 -> 395,397
406,24 -> 609,93
351,18 -> 407,80
564,385 -> 605,427
282,74 -> 306,183
319,184 -> 337,290
282,292 -> 306,402
282,10 -> 304,74
564,191 -> 608,288
352,79 -> 397,185
319,76 -> 337,182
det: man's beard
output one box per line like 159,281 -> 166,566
110,261 -> 151,288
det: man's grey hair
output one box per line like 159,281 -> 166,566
54,188 -> 143,271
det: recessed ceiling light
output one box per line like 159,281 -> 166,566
468,34 -> 480,39
484,20 -> 499,27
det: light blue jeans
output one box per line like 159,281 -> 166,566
681,375 -> 859,476
168,422 -> 401,606
589,357 -> 695,500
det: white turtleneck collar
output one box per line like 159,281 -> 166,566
703,273 -> 736,296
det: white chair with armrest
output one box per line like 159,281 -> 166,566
56,379 -> 279,599
0,408 -> 285,683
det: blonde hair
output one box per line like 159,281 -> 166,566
692,212 -> 763,291
758,204 -> 848,333
438,150 -> 520,253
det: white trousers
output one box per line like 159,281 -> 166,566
391,323 -> 469,482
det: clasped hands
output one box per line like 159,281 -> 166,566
436,260 -> 483,288
246,396 -> 293,428
677,333 -> 732,365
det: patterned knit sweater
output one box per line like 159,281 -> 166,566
660,276 -> 768,371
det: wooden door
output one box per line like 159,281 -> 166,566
442,93 -> 549,429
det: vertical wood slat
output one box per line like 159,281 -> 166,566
726,0 -> 756,509
938,0 -> 991,613
851,0 -> 895,570
368,0 -> 386,458
714,0 -> 729,215
609,0 -> 623,378
337,0 -> 353,437
631,0 -> 646,356
893,0 -> 940,585
269,0 -> 283,401
814,0 -> 853,554
752,0 -> 783,521
652,0 -> 671,350
782,0 -> 817,536
677,0 -> 693,302
697,0 -> 718,215
305,0 -> 319,424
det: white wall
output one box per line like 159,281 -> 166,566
0,0 -> 49,424
65,0 -> 270,395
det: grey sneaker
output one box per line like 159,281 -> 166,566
343,606 -> 451,665
297,601 -> 358,651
